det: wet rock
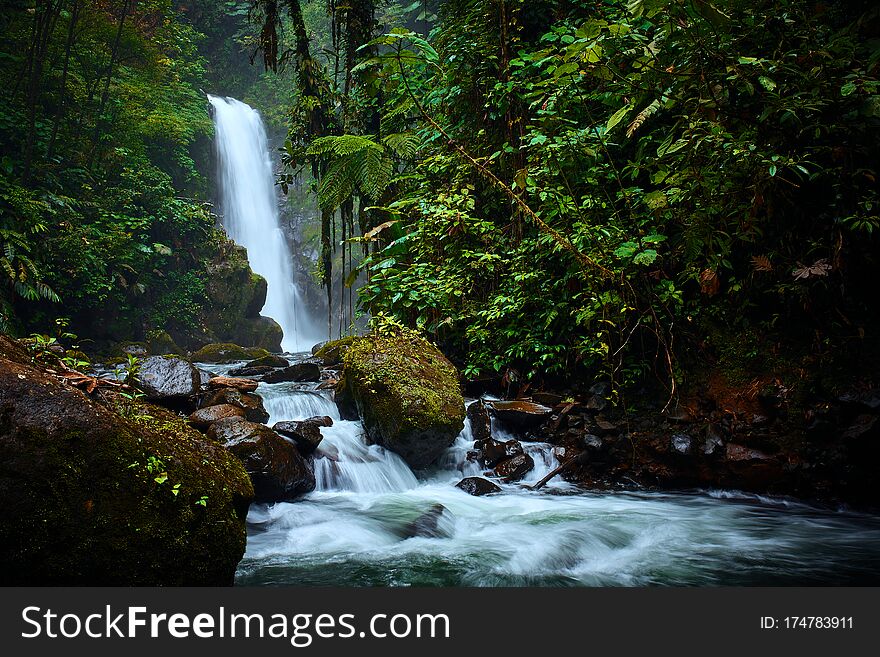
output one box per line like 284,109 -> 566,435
671,433 -> 692,455
342,332 -> 465,469
455,477 -> 502,496
665,406 -> 694,423
207,375 -> 259,392
136,356 -> 200,401
245,354 -> 290,369
479,438 -> 523,467
201,388 -> 269,424
189,404 -> 246,430
273,418 -> 328,455
0,336 -> 253,585
489,400 -> 553,432
467,400 -> 492,442
593,418 -> 619,436
222,426 -> 315,503
532,392 -> 563,407
584,394 -> 608,412
494,453 -> 535,482
196,368 -> 215,390
703,432 -> 724,456
582,433 -> 603,451
401,504 -> 451,538
725,443 -> 771,462
262,361 -> 322,383
228,365 -> 274,377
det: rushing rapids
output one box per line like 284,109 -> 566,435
197,362 -> 880,586
207,95 -> 321,352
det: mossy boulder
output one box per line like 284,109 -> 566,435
0,335 -> 253,585
313,336 -> 357,365
341,330 -> 465,468
146,330 -> 182,355
191,343 -> 270,363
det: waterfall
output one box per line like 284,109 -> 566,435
207,94 -> 321,353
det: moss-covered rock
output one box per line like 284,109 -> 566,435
314,336 -> 357,365
341,330 -> 465,468
0,335 -> 253,585
146,330 -> 182,355
191,343 -> 270,363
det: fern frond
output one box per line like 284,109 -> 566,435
382,132 -> 420,159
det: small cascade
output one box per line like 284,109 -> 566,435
197,361 -> 880,587
207,94 -> 322,352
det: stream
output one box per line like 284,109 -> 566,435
199,359 -> 880,587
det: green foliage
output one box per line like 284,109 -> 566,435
0,1 -> 228,343
347,0 -> 880,390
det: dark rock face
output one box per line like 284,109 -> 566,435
273,418 -> 329,455
233,316 -> 283,353
189,404 -> 246,430
342,331 -> 465,469
202,388 -> 269,424
0,335 -> 253,585
136,356 -> 200,401
455,477 -> 502,496
467,400 -> 492,442
262,362 -> 322,384
494,453 -> 535,481
222,425 -> 316,503
489,400 -> 553,432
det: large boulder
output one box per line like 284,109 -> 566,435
467,400 -> 492,442
340,330 -> 465,469
0,335 -> 253,585
214,419 -> 316,503
201,388 -> 269,424
136,355 -> 200,402
207,375 -> 259,392
494,453 -> 535,482
191,343 -> 270,363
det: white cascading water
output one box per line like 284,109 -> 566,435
208,95 -> 322,352
185,362 -> 880,587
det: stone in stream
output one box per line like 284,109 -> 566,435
479,438 -> 524,468
493,453 -> 535,482
466,399 -> 492,442
213,419 -> 316,502
244,354 -> 290,369
228,365 -> 274,377
202,387 -> 269,424
207,375 -> 259,392
273,417 -> 333,455
671,433 -> 692,455
262,361 -> 322,383
136,355 -> 200,401
401,504 -> 452,539
189,404 -> 246,430
340,331 -> 465,469
488,400 -> 553,432
455,477 -> 502,496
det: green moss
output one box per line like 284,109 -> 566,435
190,342 -> 270,363
314,335 -> 357,364
341,328 -> 465,467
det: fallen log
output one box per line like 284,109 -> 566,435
526,451 -> 590,491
